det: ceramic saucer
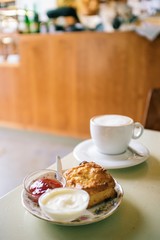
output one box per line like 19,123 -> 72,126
73,139 -> 150,169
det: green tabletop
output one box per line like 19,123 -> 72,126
0,129 -> 160,240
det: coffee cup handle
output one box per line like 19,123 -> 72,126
132,122 -> 144,139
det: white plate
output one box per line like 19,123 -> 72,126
21,180 -> 123,226
73,139 -> 150,169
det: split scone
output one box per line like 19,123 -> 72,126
64,161 -> 116,208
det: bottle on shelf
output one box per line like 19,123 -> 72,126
47,19 -> 55,33
23,8 -> 30,33
18,7 -> 30,34
29,4 -> 40,33
39,22 -> 48,34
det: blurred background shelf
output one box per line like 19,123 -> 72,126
0,0 -> 15,3
0,0 -> 15,8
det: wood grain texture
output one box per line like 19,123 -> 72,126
0,32 -> 160,138
143,88 -> 160,131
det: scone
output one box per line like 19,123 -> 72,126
64,161 -> 116,208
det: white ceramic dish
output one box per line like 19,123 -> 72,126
73,139 -> 150,169
21,180 -> 123,226
38,188 -> 89,222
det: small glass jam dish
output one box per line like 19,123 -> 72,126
23,169 -> 66,203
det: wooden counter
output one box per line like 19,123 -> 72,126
0,32 -> 160,138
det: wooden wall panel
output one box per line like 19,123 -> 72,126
0,32 -> 160,138
0,65 -> 21,122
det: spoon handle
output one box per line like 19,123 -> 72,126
56,155 -> 63,180
128,145 -> 145,157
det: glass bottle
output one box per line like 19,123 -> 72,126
30,4 -> 40,33
23,8 -> 30,33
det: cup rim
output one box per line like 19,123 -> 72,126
90,114 -> 134,127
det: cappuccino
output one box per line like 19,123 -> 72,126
92,115 -> 133,126
90,114 -> 144,155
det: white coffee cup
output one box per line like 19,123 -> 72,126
90,114 -> 144,155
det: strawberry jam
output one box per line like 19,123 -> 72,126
28,178 -> 63,203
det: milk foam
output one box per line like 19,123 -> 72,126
93,115 -> 132,126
